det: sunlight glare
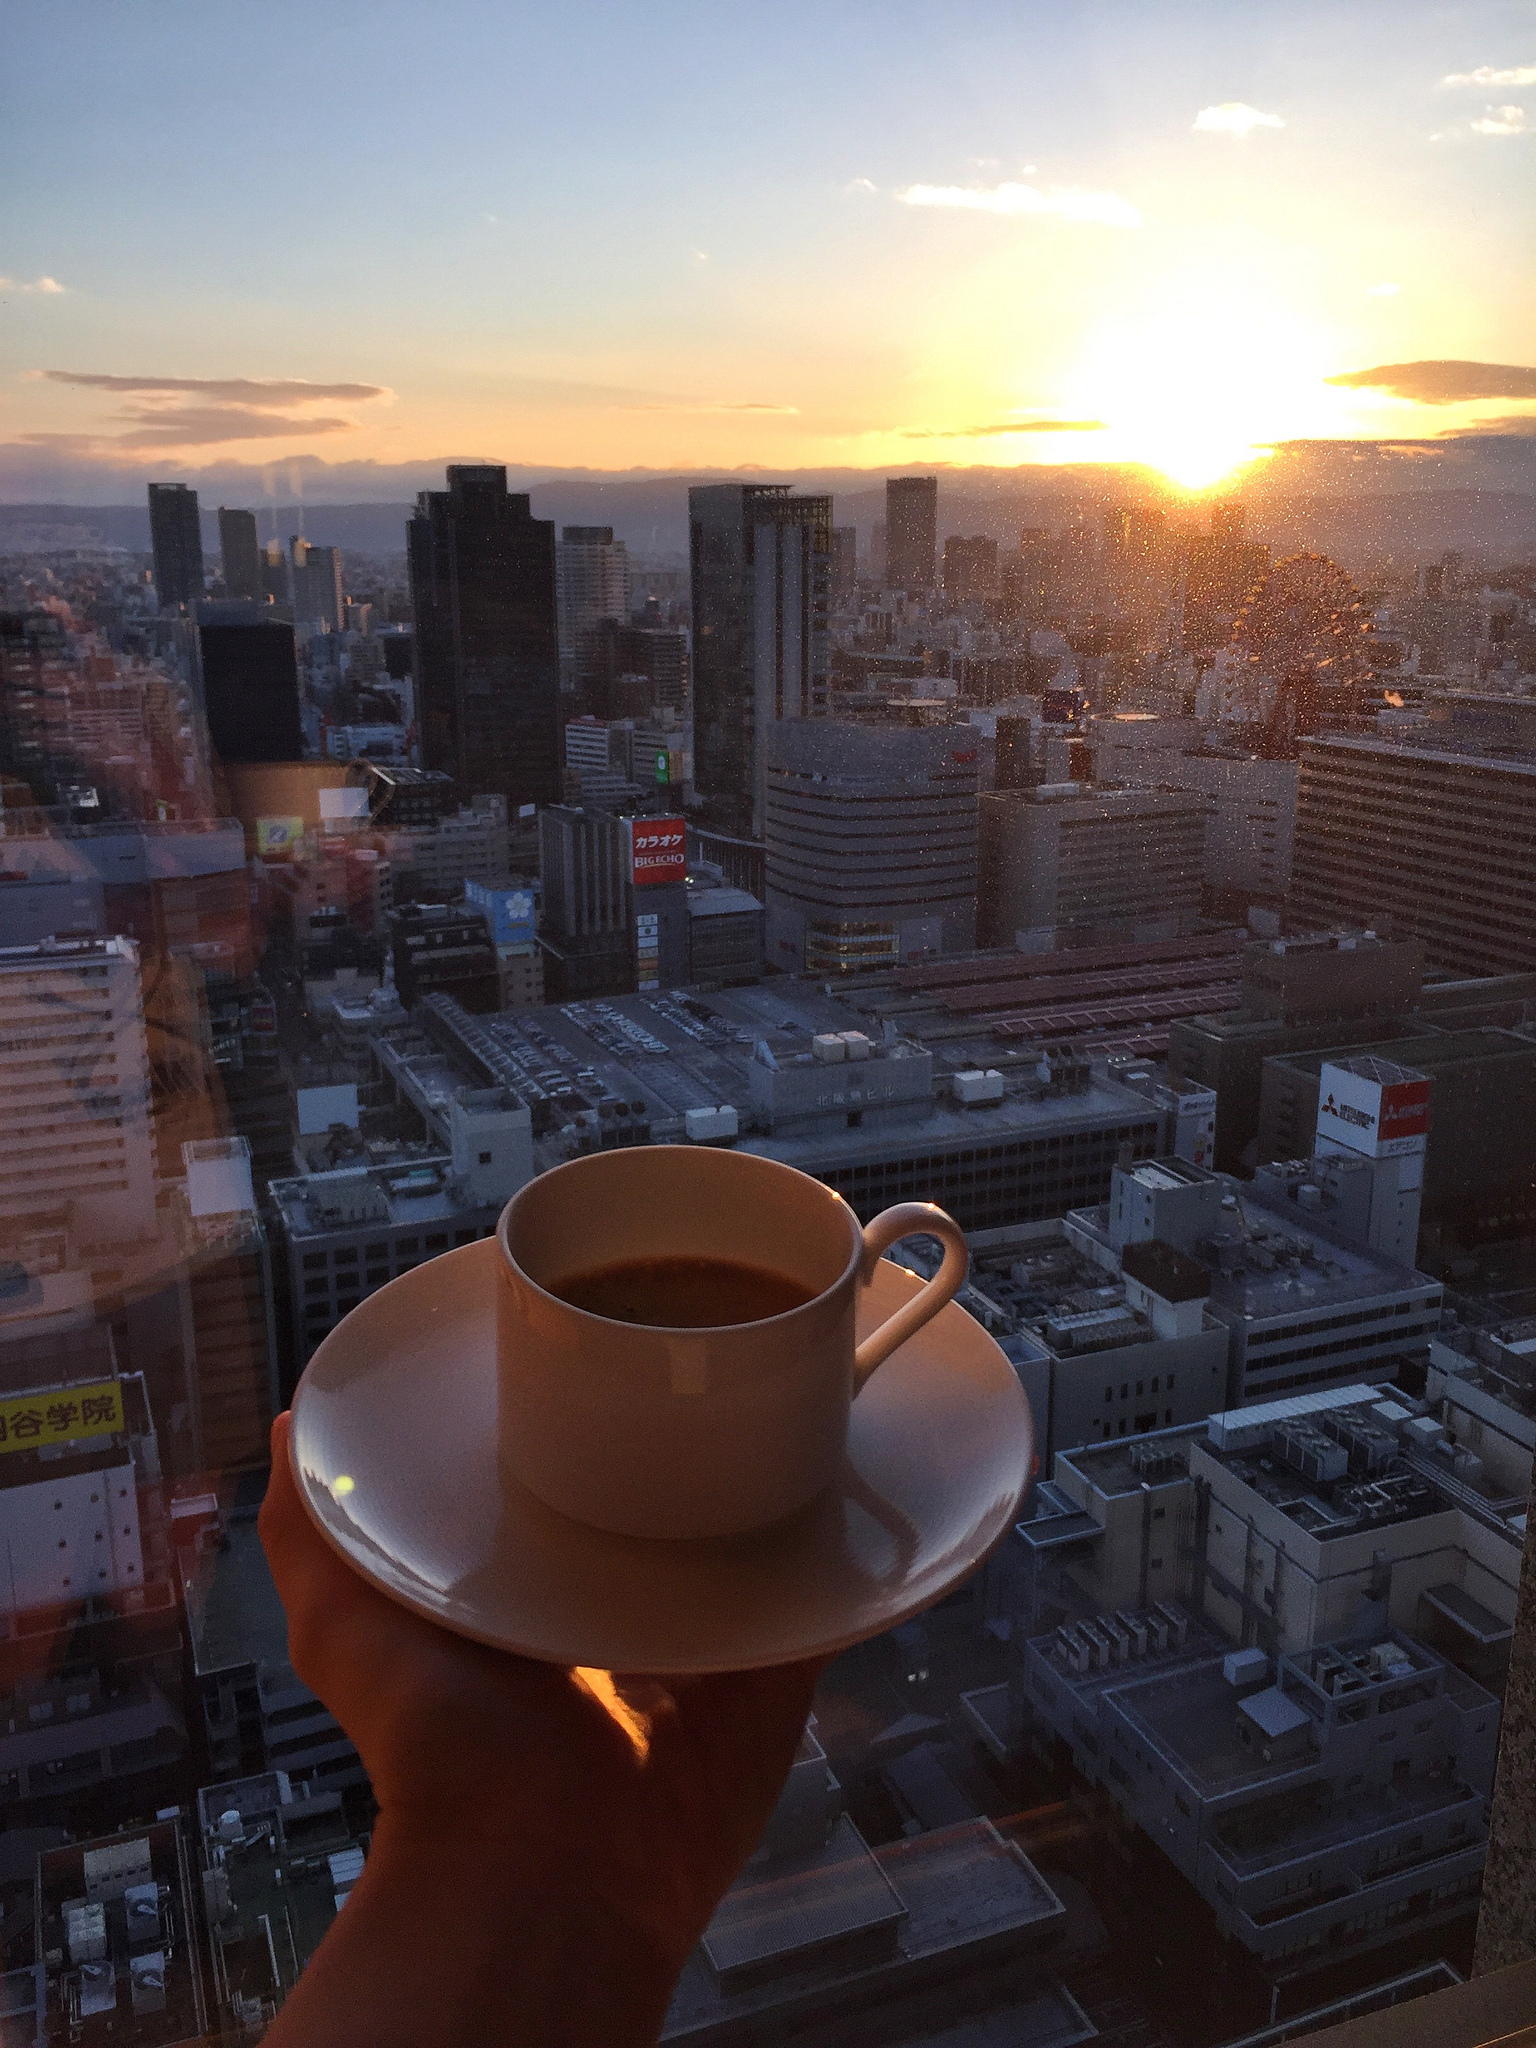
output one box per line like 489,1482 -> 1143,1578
1066,297 -> 1351,493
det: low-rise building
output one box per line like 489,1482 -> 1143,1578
356,983 -> 1173,1233
1021,1615 -> 1497,1970
269,1161 -> 507,1367
893,1217 -> 1229,1464
1001,1384 -> 1523,1689
195,1771 -> 371,2036
686,882 -> 764,987
389,900 -> 500,1013
1068,1157 -> 1443,1406
1425,1315 -> 1536,1502
662,1719 -> 1079,2047
35,1818 -> 210,2045
1256,1028 -> 1536,1259
0,1368 -> 189,1833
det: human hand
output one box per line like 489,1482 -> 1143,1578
259,1411 -> 824,2046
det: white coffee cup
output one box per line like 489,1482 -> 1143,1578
495,1145 -> 968,1540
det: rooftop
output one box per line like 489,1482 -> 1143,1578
1111,1658 -> 1320,1797
665,1817 -> 1066,2041
402,982 -> 1165,1183
1069,1180 -> 1439,1326
1301,732 -> 1536,777
268,1159 -> 496,1242
1195,1386 -> 1520,1538
183,1509 -> 295,1679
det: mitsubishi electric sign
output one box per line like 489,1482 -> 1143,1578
1316,1061 -> 1431,1160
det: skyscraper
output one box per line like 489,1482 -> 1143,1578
688,483 -> 830,839
408,466 -> 561,812
557,525 -> 631,685
147,482 -> 204,610
198,609 -> 303,762
885,476 -> 937,590
943,534 -> 998,604
291,538 -> 344,629
217,508 -> 263,603
831,525 -> 858,599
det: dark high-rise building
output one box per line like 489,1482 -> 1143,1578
1000,527 -> 1053,625
197,607 -> 303,762
597,623 -> 689,713
537,803 -> 634,998
390,901 -> 500,1013
147,482 -> 205,610
688,483 -> 831,839
831,525 -> 858,599
943,533 -> 998,605
885,476 -> 937,590
408,466 -> 560,813
218,508 -> 263,603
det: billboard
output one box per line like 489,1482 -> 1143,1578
630,815 -> 687,888
255,815 -> 304,856
318,786 -> 370,825
1316,1062 -> 1431,1160
635,909 -> 660,991
0,1379 -> 123,1455
297,1083 -> 360,1135
465,881 -> 536,948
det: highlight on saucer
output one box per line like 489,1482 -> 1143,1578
332,1474 -> 356,1497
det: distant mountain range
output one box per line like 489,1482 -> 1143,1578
1,444 -> 1532,573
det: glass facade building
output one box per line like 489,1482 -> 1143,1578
147,482 -> 205,612
408,466 -> 561,815
688,483 -> 831,839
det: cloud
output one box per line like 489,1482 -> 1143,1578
900,419 -> 1107,439
115,406 -> 359,447
1441,64 -> 1536,87
1436,412 -> 1536,437
844,176 -> 878,194
0,275 -> 66,294
1367,282 -> 1402,297
624,398 -> 799,415
23,409 -> 359,450
27,368 -> 394,452
1326,359 -> 1536,403
41,371 -> 389,402
1470,105 -> 1528,133
895,181 -> 1140,227
1193,103 -> 1285,138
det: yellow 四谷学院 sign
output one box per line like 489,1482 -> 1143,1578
0,1380 -> 124,1455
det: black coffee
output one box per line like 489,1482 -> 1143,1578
550,1256 -> 816,1328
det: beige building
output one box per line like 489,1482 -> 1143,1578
978,782 -> 1210,948
0,934 -> 155,1240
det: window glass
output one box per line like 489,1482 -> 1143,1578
1,3 -> 1530,2040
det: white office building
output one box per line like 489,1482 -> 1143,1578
0,935 -> 155,1239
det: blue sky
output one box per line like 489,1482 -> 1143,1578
3,0 -> 1533,494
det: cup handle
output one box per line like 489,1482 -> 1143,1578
853,1202 -> 969,1395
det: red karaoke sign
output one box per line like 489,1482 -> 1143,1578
631,816 -> 687,887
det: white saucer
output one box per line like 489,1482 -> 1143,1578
289,1239 -> 1034,1673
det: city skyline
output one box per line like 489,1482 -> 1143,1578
2,0 -> 1534,498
